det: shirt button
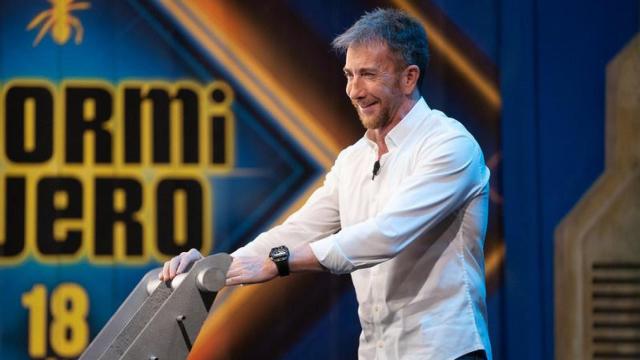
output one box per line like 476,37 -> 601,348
374,305 -> 379,313
377,340 -> 384,349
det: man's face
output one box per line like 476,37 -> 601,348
343,43 -> 406,130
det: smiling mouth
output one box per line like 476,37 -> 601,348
356,101 -> 378,111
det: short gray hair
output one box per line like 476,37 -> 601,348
332,8 -> 429,87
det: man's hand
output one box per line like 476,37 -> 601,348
225,256 -> 278,286
159,248 -> 203,281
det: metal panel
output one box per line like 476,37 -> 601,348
80,254 -> 232,360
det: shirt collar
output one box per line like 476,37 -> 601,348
364,97 -> 430,150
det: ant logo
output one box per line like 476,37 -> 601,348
27,0 -> 91,46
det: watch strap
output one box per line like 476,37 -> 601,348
274,258 -> 290,276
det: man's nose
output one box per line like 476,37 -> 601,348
347,78 -> 365,100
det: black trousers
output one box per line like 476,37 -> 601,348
455,350 -> 487,360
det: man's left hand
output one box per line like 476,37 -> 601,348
225,256 -> 278,286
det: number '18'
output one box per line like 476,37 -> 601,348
21,283 -> 89,358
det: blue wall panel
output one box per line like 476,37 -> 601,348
501,1 -> 638,358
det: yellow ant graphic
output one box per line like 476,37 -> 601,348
27,0 -> 91,46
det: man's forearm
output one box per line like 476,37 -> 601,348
290,244 -> 327,273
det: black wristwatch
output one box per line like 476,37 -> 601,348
269,246 -> 290,276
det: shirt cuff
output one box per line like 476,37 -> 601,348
310,235 -> 355,274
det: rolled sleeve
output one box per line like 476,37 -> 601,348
310,235 -> 355,274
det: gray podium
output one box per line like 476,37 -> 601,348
80,253 -> 232,360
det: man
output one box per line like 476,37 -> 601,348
162,8 -> 491,360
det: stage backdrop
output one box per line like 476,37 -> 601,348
0,1 -> 504,359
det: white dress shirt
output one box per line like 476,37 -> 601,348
233,98 -> 492,360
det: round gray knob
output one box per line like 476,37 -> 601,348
196,268 -> 225,292
146,278 -> 161,295
169,273 -> 187,289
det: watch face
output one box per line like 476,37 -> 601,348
270,246 -> 288,260
272,249 -> 286,257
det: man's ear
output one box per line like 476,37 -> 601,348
403,65 -> 420,94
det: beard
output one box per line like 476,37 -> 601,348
356,102 -> 391,130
